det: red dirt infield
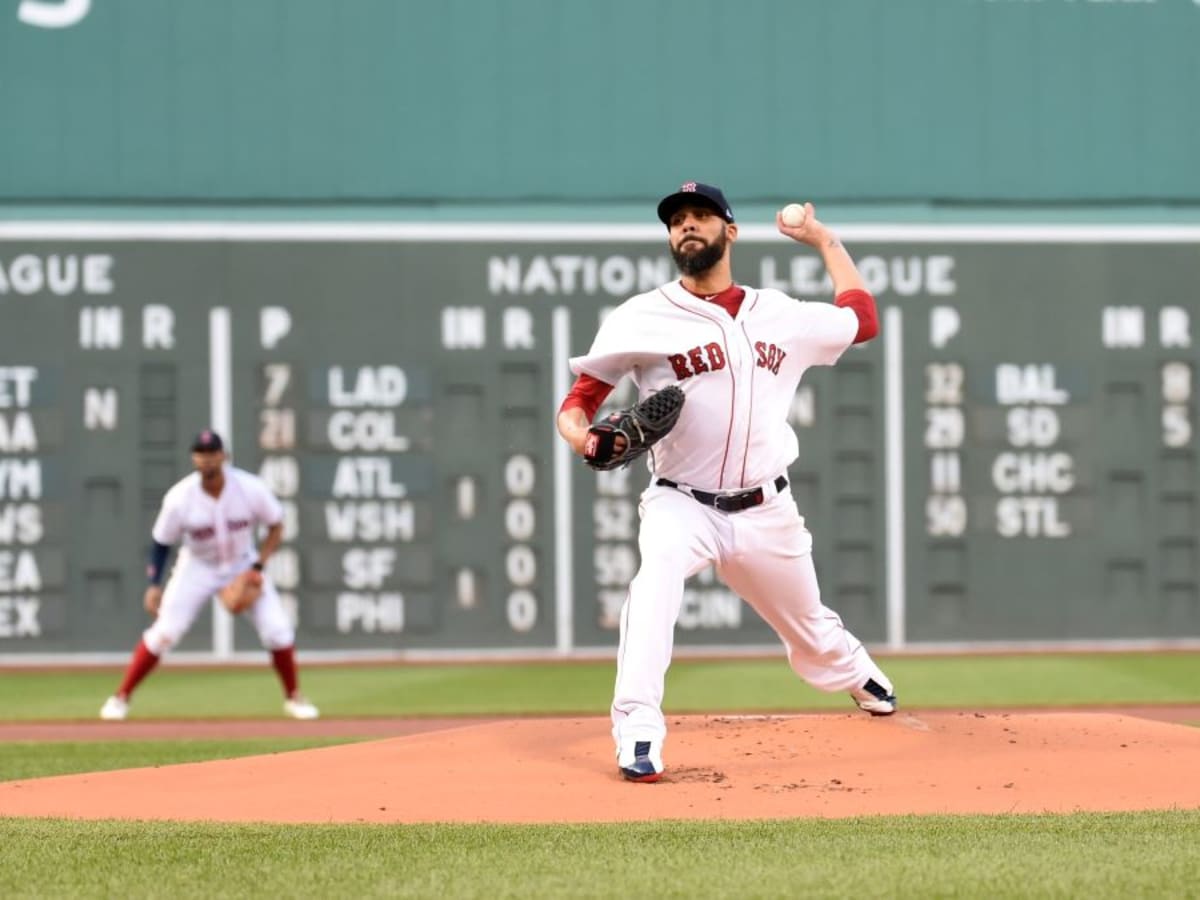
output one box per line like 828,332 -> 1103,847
2,709 -> 1199,824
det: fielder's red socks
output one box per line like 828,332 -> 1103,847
116,639 -> 160,698
271,646 -> 300,697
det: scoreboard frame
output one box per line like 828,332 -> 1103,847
2,220 -> 1199,662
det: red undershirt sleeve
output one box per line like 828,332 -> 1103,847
835,289 -> 879,344
558,374 -> 615,422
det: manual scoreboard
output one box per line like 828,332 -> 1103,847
0,225 -> 1195,655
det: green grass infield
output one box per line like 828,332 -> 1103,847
0,738 -> 355,782
1,812 -> 1198,899
2,653 -> 1198,898
1,652 -> 1198,721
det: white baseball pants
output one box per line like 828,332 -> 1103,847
611,483 -> 892,752
143,552 -> 295,655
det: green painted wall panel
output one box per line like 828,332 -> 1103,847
2,1 -> 1199,203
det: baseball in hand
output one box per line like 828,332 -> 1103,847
781,203 -> 808,227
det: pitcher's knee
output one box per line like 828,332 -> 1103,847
631,557 -> 690,590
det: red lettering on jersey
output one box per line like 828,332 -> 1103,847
704,342 -> 726,371
667,353 -> 692,379
770,346 -> 786,374
755,342 -> 786,375
669,345 -> 727,380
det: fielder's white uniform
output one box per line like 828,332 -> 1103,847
571,280 -> 894,765
144,465 -> 294,655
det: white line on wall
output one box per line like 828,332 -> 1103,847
209,307 -> 234,659
552,307 -> 574,654
884,306 -> 906,650
3,221 -> 1200,243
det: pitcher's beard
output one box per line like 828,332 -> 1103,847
671,228 -> 727,277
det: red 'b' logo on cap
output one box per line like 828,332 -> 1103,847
682,182 -> 697,192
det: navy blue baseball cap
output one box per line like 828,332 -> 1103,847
656,181 -> 735,225
191,429 -> 224,452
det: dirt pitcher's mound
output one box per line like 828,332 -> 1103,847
2,712 -> 1199,824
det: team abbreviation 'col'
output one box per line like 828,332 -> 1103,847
327,366 -> 410,452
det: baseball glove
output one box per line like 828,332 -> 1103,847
584,385 -> 686,471
218,569 -> 263,614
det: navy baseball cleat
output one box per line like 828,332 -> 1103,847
851,677 -> 898,716
619,740 -> 663,783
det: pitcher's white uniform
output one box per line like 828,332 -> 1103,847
144,465 -> 294,655
571,281 -> 894,767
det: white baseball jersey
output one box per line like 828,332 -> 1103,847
570,280 -> 858,491
151,465 -> 283,570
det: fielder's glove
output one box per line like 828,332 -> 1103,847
218,569 -> 263,614
584,385 -> 686,471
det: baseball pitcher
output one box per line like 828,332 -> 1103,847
556,183 -> 897,783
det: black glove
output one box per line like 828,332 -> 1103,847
583,386 -> 686,471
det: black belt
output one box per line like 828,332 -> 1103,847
656,475 -> 788,513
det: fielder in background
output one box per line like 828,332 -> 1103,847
100,430 -> 319,721
556,182 -> 896,783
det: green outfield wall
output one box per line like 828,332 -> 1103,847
2,0 -> 1199,205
